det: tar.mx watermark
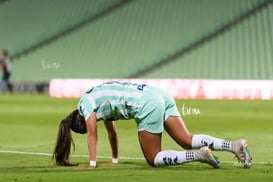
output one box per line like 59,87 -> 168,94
41,57 -> 61,71
181,103 -> 201,116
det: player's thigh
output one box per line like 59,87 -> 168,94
138,130 -> 162,166
164,116 -> 193,149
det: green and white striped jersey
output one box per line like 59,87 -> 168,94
78,81 -> 147,121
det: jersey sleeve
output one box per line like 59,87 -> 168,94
78,96 -> 95,121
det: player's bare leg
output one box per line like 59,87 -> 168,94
138,131 -> 162,166
163,116 -> 193,149
164,116 -> 251,168
138,130 -> 220,168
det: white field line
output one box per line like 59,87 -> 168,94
0,150 -> 271,165
0,150 -> 145,160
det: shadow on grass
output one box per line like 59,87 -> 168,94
0,161 -> 227,174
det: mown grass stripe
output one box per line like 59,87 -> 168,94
0,150 -> 271,164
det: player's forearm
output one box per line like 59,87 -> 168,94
86,113 -> 98,166
105,121 -> 119,160
87,132 -> 97,162
108,130 -> 119,159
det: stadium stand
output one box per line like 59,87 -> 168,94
139,0 -> 273,79
0,0 -> 272,93
0,0 -> 9,4
0,0 -> 122,56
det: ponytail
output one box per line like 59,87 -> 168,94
52,109 -> 84,166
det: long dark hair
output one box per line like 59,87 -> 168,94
52,109 -> 87,166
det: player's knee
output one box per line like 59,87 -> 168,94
180,135 -> 193,149
146,160 -> 156,167
144,156 -> 156,167
182,144 -> 192,150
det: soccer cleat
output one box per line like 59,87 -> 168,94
233,139 -> 252,168
196,146 -> 221,168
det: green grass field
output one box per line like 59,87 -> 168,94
0,94 -> 272,182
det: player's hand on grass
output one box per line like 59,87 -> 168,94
76,165 -> 96,170
100,161 -> 118,166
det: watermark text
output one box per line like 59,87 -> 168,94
41,57 -> 61,71
181,103 -> 201,116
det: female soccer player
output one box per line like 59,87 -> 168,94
53,81 -> 252,169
